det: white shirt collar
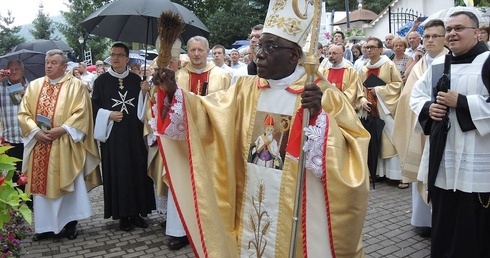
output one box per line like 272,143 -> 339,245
268,66 -> 305,89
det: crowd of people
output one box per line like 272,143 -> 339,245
1,3 -> 490,257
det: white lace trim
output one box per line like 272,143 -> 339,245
147,91 -> 159,146
147,132 -> 157,146
164,89 -> 187,140
303,110 -> 328,181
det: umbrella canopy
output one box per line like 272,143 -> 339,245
422,6 -> 489,27
80,0 -> 210,45
427,54 -> 451,202
230,40 -> 250,49
11,39 -> 73,53
397,21 -> 424,37
0,49 -> 46,81
360,116 -> 385,189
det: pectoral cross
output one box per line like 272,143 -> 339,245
118,79 -> 124,90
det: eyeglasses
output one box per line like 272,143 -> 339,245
254,43 -> 295,55
423,34 -> 445,40
445,26 -> 477,33
365,45 -> 381,50
110,53 -> 128,58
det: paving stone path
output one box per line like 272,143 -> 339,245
21,180 -> 431,257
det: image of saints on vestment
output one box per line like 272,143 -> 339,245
248,112 -> 291,170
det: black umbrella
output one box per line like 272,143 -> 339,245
0,49 -> 46,81
12,39 -> 73,53
80,0 -> 209,45
427,54 -> 451,202
81,0 -> 209,79
360,115 -> 385,189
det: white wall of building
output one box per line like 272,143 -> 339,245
320,3 -> 347,45
364,0 -> 454,39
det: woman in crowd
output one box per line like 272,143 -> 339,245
479,26 -> 490,48
72,67 -> 90,92
392,36 -> 413,83
96,67 -> 106,77
72,67 -> 83,79
351,44 -> 362,63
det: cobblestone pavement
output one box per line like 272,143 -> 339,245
21,179 -> 431,258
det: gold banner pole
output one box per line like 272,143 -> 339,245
288,0 -> 322,257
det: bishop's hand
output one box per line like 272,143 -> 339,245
153,67 -> 177,94
301,83 -> 323,117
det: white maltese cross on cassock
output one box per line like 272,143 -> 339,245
112,91 -> 135,114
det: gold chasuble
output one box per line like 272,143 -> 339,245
18,73 -> 100,198
359,58 -> 403,158
176,62 -> 231,94
322,62 -> 363,110
152,71 -> 370,258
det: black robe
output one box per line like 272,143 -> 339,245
92,71 -> 155,219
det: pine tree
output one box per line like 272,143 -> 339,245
30,4 -> 55,40
0,11 -> 25,54
58,0 -> 111,63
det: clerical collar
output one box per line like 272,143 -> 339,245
267,66 -> 305,89
108,67 -> 130,79
49,74 -> 65,84
451,41 -> 488,64
366,55 -> 390,69
330,58 -> 347,69
194,68 -> 205,74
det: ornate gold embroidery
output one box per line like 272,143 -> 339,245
248,182 -> 271,258
282,18 -> 303,35
30,81 -> 63,195
264,14 -> 302,36
273,0 -> 286,12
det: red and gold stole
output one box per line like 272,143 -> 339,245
327,68 -> 345,91
188,71 -> 210,96
30,81 -> 63,195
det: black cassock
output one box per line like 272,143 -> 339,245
92,72 -> 155,219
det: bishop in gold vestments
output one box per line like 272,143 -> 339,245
151,60 -> 370,258
151,1 -> 370,256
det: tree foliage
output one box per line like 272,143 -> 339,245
0,11 -> 24,55
30,4 -> 55,40
174,0 -> 268,47
456,0 -> 490,6
58,0 -> 112,63
173,0 -> 232,21
205,0 -> 268,47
